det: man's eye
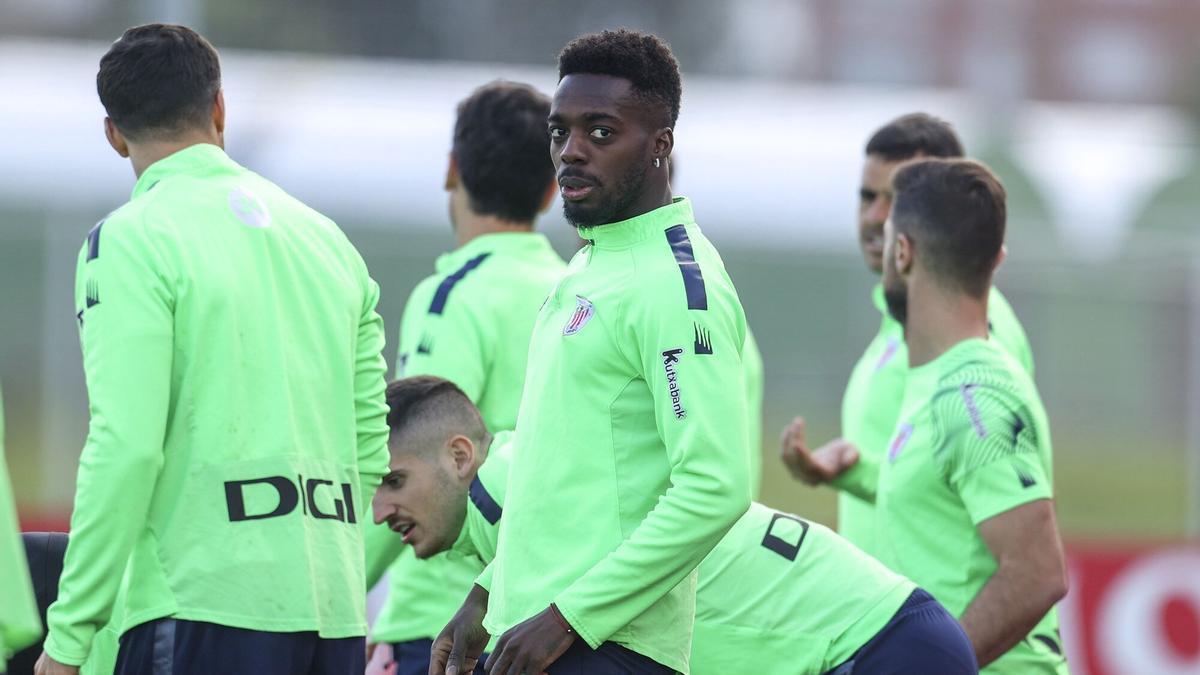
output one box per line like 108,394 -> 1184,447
384,475 -> 404,489
549,127 -> 566,140
859,190 -> 876,203
590,128 -> 612,140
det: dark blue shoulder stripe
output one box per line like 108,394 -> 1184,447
429,253 -> 491,315
664,224 -> 708,311
86,220 -> 105,261
468,476 -> 502,525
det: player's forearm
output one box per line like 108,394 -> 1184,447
46,438 -> 163,664
354,301 -> 390,505
829,453 -> 879,502
554,464 -> 750,647
958,562 -> 1067,667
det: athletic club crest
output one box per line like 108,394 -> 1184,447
562,295 -> 595,336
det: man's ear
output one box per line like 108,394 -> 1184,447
446,434 -> 476,480
212,89 -> 226,137
994,243 -> 1008,271
445,153 -> 459,192
652,127 -> 674,165
895,232 -> 915,277
104,117 -> 129,158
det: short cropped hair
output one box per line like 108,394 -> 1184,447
454,81 -> 554,223
385,376 -> 489,453
558,29 -> 682,128
890,158 -> 1006,298
865,113 -> 964,161
97,23 -> 221,141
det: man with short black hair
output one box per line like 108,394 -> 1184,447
784,158 -> 1069,673
786,113 -> 1034,556
36,23 -> 389,675
432,29 -> 751,675
363,80 -> 564,675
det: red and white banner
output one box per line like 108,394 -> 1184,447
1061,544 -> 1200,675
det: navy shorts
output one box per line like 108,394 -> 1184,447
828,588 -> 978,675
114,618 -> 365,675
390,639 -> 486,675
545,640 -> 673,675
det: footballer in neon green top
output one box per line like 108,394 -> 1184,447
1,385 -> 43,668
377,376 -> 973,675
832,113 -> 1035,554
784,158 -> 1068,673
40,24 -> 388,675
437,31 -> 751,675
363,81 -> 564,673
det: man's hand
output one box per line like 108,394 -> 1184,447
484,605 -> 576,675
779,417 -> 860,485
430,585 -> 492,675
366,642 -> 397,675
34,652 -> 80,675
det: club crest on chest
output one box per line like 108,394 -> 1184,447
563,296 -> 596,336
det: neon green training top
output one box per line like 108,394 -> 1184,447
365,232 -> 564,645
0,386 -> 43,665
876,338 -> 1067,674
480,198 -> 752,673
691,502 -> 916,675
835,284 -> 1034,553
45,144 -> 390,666
460,438 -> 915,675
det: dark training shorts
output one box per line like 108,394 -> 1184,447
115,618 -> 365,675
546,640 -> 673,675
827,588 -> 978,675
390,639 -> 486,675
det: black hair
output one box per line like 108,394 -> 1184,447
97,23 -> 221,141
385,376 -> 489,450
891,158 -> 1007,298
453,80 -> 554,223
557,29 -> 682,128
865,113 -> 964,161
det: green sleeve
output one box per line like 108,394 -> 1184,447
742,329 -> 764,499
397,285 -> 488,401
475,562 -> 494,593
0,387 -> 43,661
554,287 -> 752,648
363,520 -> 405,589
46,225 -> 174,666
938,387 -> 1052,525
830,453 -> 880,502
354,274 -> 390,513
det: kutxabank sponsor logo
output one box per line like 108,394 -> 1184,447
662,347 -> 686,419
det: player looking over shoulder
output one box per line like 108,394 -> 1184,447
364,80 -> 564,675
36,23 -> 389,675
432,28 -> 752,675
783,158 -> 1069,673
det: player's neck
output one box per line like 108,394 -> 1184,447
904,282 -> 989,368
607,180 -> 673,225
128,130 -> 224,178
454,214 -> 534,248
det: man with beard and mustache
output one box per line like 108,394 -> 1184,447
783,158 -> 1069,674
782,113 -> 1034,558
429,29 -> 751,675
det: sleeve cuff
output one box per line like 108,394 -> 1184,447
830,453 -> 879,502
44,632 -> 91,668
552,600 -> 602,650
